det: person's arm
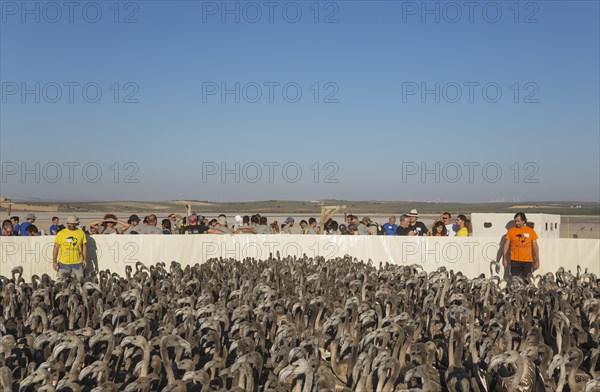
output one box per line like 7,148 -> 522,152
89,219 -> 104,226
207,228 -> 225,235
52,243 -> 60,271
235,227 -> 256,234
532,240 -> 539,270
503,239 -> 511,267
117,220 -> 130,231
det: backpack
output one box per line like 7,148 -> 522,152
370,223 -> 385,235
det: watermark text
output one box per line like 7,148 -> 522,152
1,1 -> 139,24
201,161 -> 340,184
401,162 -> 539,184
1,162 -> 140,184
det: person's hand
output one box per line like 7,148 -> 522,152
533,260 -> 539,271
83,259 -> 88,269
53,261 -> 59,271
408,231 -> 415,236
502,258 -> 508,268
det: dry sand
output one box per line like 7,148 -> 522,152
0,202 -> 59,212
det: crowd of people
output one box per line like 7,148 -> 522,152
2,211 -> 540,280
0,213 -> 40,236
1,209 -> 473,237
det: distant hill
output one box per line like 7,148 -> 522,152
1,200 -> 598,215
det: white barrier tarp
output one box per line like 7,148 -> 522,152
1,235 -> 598,280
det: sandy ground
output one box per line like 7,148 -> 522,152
0,202 -> 59,212
3,211 -> 598,239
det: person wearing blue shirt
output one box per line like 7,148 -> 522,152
49,216 -> 60,235
10,216 -> 20,236
19,214 -> 36,236
382,216 -> 398,235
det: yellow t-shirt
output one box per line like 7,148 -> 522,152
456,227 -> 469,237
54,228 -> 87,264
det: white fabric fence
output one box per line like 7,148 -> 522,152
1,235 -> 598,280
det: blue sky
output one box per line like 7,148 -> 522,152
1,0 -> 599,202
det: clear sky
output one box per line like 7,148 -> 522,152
1,0 -> 598,202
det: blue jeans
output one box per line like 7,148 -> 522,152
57,262 -> 84,278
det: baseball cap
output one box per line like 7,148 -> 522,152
235,215 -> 243,223
26,213 -> 36,220
217,216 -> 227,225
362,216 -> 371,224
188,215 -> 198,225
408,209 -> 419,217
284,217 -> 295,224
66,215 -> 80,224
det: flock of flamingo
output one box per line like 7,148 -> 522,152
0,255 -> 599,391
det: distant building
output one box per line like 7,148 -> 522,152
471,213 -> 560,238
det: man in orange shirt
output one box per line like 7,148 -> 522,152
503,212 -> 539,280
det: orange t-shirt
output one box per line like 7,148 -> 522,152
506,226 -> 538,262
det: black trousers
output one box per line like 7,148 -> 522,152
510,260 -> 534,280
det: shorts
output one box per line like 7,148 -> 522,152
57,262 -> 84,279
510,260 -> 534,281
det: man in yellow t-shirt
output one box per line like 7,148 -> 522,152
53,215 -> 87,278
503,212 -> 539,280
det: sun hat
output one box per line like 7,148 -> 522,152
66,215 -> 80,224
